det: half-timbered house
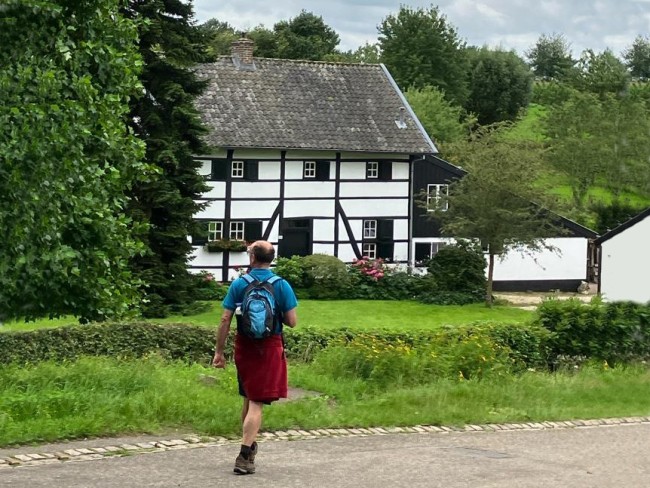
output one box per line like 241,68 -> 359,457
190,37 -> 597,290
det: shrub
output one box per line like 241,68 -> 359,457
591,201 -> 647,235
427,242 -> 486,295
534,299 -> 650,365
191,271 -> 228,301
273,256 -> 306,288
302,254 -> 351,299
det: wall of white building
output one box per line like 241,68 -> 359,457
600,216 -> 649,303
490,237 -> 588,281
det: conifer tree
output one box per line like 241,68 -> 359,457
123,0 -> 209,317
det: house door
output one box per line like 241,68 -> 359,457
279,219 -> 312,258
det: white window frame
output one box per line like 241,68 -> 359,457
363,220 -> 377,239
362,243 -> 377,259
366,161 -> 378,179
304,161 -> 316,178
430,241 -> 448,257
427,184 -> 449,211
231,161 -> 244,178
208,221 -> 223,241
230,221 -> 244,240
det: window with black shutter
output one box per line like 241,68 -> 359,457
315,160 -> 330,181
378,161 -> 392,181
244,160 -> 259,181
211,159 -> 228,181
191,221 -> 209,245
244,221 -> 263,241
376,219 -> 394,259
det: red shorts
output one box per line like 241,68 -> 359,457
234,333 -> 287,403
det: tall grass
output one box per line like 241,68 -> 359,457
1,356 -> 648,447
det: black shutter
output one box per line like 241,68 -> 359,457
211,159 -> 228,180
244,160 -> 259,181
377,242 -> 394,260
315,160 -> 330,180
415,243 -> 431,263
377,219 -> 393,241
378,161 -> 392,180
191,221 -> 209,245
244,221 -> 263,241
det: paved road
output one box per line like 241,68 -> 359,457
2,423 -> 649,488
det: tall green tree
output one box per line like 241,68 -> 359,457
431,124 -> 559,305
273,10 -> 340,60
623,35 -> 650,79
542,89 -> 604,212
378,5 -> 469,106
0,0 -> 148,321
525,33 -> 575,80
404,85 -> 475,147
465,47 -> 533,125
123,0 -> 210,317
198,19 -> 238,58
569,49 -> 630,96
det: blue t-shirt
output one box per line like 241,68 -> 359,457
222,268 -> 298,315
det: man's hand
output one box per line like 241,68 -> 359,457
212,351 -> 226,368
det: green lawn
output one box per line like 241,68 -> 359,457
2,300 -> 533,333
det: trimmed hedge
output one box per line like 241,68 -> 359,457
534,299 -> 650,364
0,321 -> 550,370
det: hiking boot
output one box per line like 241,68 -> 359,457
250,442 -> 258,465
234,454 -> 255,475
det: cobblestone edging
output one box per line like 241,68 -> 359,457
1,416 -> 649,469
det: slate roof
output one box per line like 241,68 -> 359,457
194,57 -> 438,154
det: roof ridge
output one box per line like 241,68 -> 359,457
214,54 -> 381,68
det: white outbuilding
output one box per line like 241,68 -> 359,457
595,207 -> 650,304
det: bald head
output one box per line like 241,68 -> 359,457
249,240 -> 275,264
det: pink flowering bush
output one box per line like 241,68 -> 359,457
351,257 -> 386,281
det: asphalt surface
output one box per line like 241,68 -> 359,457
2,423 -> 649,487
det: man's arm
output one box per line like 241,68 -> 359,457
283,307 -> 297,328
212,309 -> 234,368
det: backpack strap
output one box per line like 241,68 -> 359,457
241,274 -> 255,284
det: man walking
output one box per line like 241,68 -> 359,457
212,240 -> 298,475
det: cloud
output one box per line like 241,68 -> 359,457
192,0 -> 647,56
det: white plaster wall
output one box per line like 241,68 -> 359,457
195,200 -> 225,219
313,243 -> 335,255
340,162 -> 366,179
394,219 -> 409,240
202,181 -> 226,199
393,242 -> 409,262
230,201 -> 276,219
337,243 -> 359,262
313,219 -> 335,241
339,199 -> 409,218
259,162 -> 281,179
600,215 -> 650,303
231,181 -> 280,199
196,159 -> 212,178
490,238 -> 588,281
392,162 -> 409,179
339,181 -> 409,197
284,181 -> 335,198
189,247 -> 223,267
284,200 -> 335,218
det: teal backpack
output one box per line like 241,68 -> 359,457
238,274 -> 282,339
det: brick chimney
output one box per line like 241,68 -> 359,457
231,34 -> 255,70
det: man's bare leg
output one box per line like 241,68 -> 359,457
242,400 -> 263,446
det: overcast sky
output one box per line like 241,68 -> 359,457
193,0 -> 650,58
